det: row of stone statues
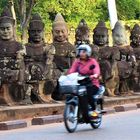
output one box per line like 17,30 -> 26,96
76,19 -> 139,97
0,7 -> 139,105
0,7 -> 75,105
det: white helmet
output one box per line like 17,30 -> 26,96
76,44 -> 92,57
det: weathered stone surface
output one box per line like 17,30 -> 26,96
123,104 -> 137,111
32,115 -> 63,125
104,108 -> 116,115
0,95 -> 140,122
114,106 -> 125,112
104,95 -> 140,107
0,102 -> 139,129
0,7 -> 25,105
0,120 -> 27,130
0,103 -> 64,122
136,103 -> 140,108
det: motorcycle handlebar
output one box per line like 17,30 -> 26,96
78,76 -> 91,85
57,66 -> 64,72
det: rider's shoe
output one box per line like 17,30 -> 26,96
89,110 -> 98,118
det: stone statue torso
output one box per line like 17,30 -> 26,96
91,44 -> 116,81
25,43 -> 48,81
0,40 -> 22,70
25,43 -> 47,63
0,40 -> 23,83
91,44 -> 99,60
118,45 -> 133,61
115,45 -> 134,79
53,42 -> 75,69
0,40 -> 21,55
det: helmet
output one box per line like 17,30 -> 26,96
76,44 -> 92,57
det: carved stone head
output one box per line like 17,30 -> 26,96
0,7 -> 15,41
28,13 -> 45,43
130,24 -> 140,48
75,19 -> 90,45
52,13 -> 68,43
112,21 -> 127,46
93,21 -> 108,47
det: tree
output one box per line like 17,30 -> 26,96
9,0 -> 17,39
32,0 -> 108,29
116,0 -> 140,20
0,0 -> 139,36
0,0 -> 37,42
15,0 -> 36,42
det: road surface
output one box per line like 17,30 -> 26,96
0,109 -> 140,140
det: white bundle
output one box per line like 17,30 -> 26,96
58,73 -> 79,86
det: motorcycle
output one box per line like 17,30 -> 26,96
59,73 -> 105,133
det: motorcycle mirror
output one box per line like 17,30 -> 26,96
89,65 -> 95,70
57,66 -> 64,72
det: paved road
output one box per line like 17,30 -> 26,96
0,109 -> 140,140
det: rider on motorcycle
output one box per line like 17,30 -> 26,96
68,44 -> 101,112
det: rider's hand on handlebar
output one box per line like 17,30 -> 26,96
90,74 -> 98,79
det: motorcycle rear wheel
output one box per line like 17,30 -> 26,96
90,104 -> 102,129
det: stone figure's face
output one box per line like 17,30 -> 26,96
52,25 -> 68,43
29,29 -> 44,43
131,34 -> 140,47
0,22 -> 14,41
93,31 -> 108,46
113,30 -> 126,46
76,30 -> 89,44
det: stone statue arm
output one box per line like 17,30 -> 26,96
122,45 -> 136,64
45,44 -> 56,79
111,47 -> 121,61
68,45 -> 76,58
91,45 -> 99,59
17,45 -> 26,85
129,48 -> 138,78
130,53 -> 138,80
129,49 -> 136,63
63,45 -> 75,67
16,45 -> 26,60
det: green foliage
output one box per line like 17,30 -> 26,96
0,0 -> 140,33
32,0 -> 108,30
116,0 -> 140,20
32,0 -> 140,31
0,0 -> 8,13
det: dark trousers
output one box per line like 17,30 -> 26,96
79,85 -> 99,122
86,85 -> 99,110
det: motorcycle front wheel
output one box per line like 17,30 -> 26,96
64,104 -> 78,133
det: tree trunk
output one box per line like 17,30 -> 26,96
20,0 -> 35,43
9,0 -> 17,39
20,0 -> 27,43
8,0 -> 35,42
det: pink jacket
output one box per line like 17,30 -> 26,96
68,58 -> 100,87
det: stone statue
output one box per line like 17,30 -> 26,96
92,21 -> 120,96
75,19 -> 90,46
21,13 -> 55,104
112,21 -> 136,95
92,21 -> 109,59
51,13 -> 75,100
52,13 -> 75,73
130,24 -> 140,91
0,7 -> 26,105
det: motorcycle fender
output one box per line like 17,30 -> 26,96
66,96 -> 79,106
